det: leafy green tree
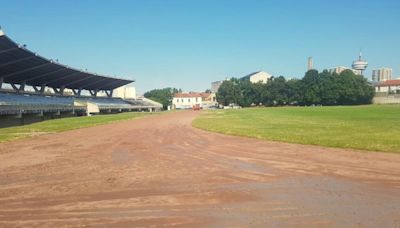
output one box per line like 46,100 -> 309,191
216,69 -> 374,107
216,79 -> 242,106
250,82 -> 265,106
318,70 -> 339,105
301,69 -> 321,105
238,80 -> 254,107
286,78 -> 302,105
263,76 -> 289,106
336,70 -> 375,105
144,87 -> 181,110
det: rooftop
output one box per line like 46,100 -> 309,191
375,80 -> 400,87
174,92 -> 212,98
0,28 -> 133,92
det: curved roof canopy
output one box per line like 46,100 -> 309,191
0,30 -> 133,91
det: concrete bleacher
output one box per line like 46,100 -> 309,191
0,91 -> 162,115
125,97 -> 163,109
0,90 -> 163,127
76,97 -> 133,109
0,92 -> 85,116
0,92 -> 74,106
75,97 -> 162,114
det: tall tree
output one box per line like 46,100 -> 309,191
216,79 -> 242,106
286,78 -> 302,105
144,87 -> 181,110
301,69 -> 322,105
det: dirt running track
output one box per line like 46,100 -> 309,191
0,111 -> 400,227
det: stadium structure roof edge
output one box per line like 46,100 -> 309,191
0,27 -> 134,91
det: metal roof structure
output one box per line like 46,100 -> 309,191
0,28 -> 133,96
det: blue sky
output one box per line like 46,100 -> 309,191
1,0 -> 399,94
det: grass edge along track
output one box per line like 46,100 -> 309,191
0,112 -> 158,143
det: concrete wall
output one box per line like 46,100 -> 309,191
0,111 -> 78,128
373,96 -> 400,104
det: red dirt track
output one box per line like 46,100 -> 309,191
0,111 -> 400,227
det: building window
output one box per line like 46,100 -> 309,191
181,99 -> 183,102
188,98 -> 190,102
177,99 -> 179,103
196,98 -> 198,102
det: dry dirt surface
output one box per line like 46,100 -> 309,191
0,111 -> 400,227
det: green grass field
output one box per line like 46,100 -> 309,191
0,112 -> 156,143
193,105 -> 400,153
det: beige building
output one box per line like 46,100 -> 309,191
241,71 -> 271,84
372,67 -> 392,82
172,92 -> 217,109
113,86 -> 136,99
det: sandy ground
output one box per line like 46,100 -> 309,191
0,111 -> 400,227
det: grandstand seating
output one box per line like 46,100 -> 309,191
0,28 -> 161,125
0,91 -> 162,115
0,92 -> 84,115
76,97 -> 134,110
0,92 -> 74,106
125,98 -> 162,108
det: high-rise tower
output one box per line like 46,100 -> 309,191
307,57 -> 313,71
351,51 -> 368,75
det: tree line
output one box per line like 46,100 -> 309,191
217,69 -> 375,107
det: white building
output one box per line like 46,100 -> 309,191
374,79 -> 400,93
372,67 -> 392,82
172,92 -> 217,109
113,86 -> 136,99
241,71 -> 271,84
328,66 -> 360,75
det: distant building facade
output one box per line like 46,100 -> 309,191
113,86 -> 136,99
241,71 -> 271,84
374,79 -> 400,94
372,67 -> 392,82
328,66 -> 360,75
211,80 -> 224,93
172,92 -> 217,109
307,57 -> 313,71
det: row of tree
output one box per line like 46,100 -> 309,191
217,69 -> 375,106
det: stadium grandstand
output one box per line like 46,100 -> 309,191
0,28 -> 161,127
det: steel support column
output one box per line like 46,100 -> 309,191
89,89 -> 98,97
105,89 -> 113,98
10,81 -> 26,93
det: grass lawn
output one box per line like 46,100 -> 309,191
0,112 -> 157,143
193,105 -> 400,153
